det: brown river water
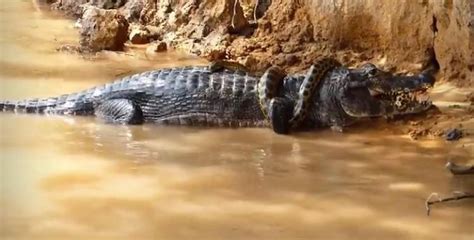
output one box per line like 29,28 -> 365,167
1,1 -> 473,239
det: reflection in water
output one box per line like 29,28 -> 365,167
1,1 -> 474,240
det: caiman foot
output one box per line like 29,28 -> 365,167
330,125 -> 344,133
95,99 -> 144,124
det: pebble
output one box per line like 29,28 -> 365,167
445,128 -> 463,141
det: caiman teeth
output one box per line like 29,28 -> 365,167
369,88 -> 384,97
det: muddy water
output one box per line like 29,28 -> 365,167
1,1 -> 473,240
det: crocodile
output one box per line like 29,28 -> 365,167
0,57 -> 438,134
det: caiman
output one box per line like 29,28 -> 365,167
0,53 -> 439,134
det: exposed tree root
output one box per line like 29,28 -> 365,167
425,192 -> 474,216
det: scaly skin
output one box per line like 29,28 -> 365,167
0,61 -> 438,133
210,58 -> 341,133
1,66 -> 267,127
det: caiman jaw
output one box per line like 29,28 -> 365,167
375,87 -> 433,115
366,70 -> 435,115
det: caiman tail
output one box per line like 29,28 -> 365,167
0,91 -> 95,115
0,68 -> 184,116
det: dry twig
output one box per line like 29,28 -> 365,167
425,191 -> 474,216
445,161 -> 474,175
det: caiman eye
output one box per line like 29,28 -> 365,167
361,63 -> 378,77
368,68 -> 378,76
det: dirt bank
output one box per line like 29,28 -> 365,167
46,0 -> 473,86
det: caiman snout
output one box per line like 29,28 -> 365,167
366,53 -> 439,116
369,72 -> 435,116
372,73 -> 434,95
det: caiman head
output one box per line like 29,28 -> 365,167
332,50 -> 439,120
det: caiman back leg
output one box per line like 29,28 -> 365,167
94,99 -> 144,124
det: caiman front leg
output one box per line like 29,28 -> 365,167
94,99 -> 144,124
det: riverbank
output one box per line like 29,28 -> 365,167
25,0 -> 472,144
43,0 -> 473,86
1,2 -> 473,239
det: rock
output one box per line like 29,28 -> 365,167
144,25 -> 163,40
129,25 -> 162,44
80,6 -> 129,51
146,41 -> 168,54
51,0 -> 88,17
48,0 -> 472,87
273,54 -> 299,66
445,128 -> 463,141
201,28 -> 231,60
129,25 -> 151,44
205,48 -> 227,61
123,0 -> 145,22
51,0 -> 125,17
408,127 -> 430,140
155,41 -> 168,52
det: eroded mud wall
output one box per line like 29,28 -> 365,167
49,0 -> 473,86
298,0 -> 472,85
245,0 -> 472,85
